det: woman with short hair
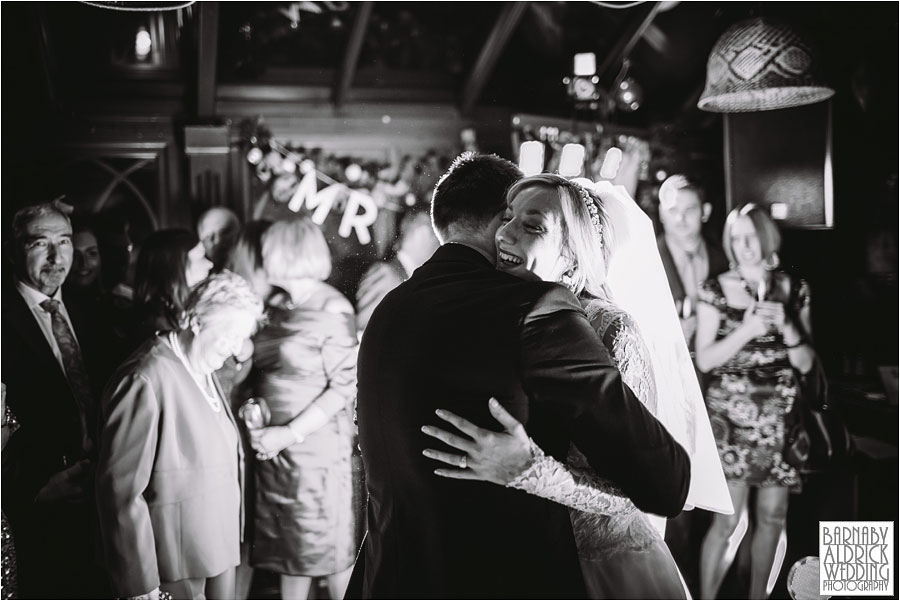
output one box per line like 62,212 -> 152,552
696,203 -> 816,600
96,271 -> 264,600
244,217 -> 359,600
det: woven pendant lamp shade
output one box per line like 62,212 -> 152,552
698,18 -> 834,113
78,1 -> 196,10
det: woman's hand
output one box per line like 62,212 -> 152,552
35,459 -> 93,503
755,300 -> 786,330
249,425 -> 296,461
421,398 -> 533,486
741,301 -> 770,339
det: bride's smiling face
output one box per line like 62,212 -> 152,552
495,186 -> 570,282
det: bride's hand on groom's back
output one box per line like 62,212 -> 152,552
421,398 -> 534,486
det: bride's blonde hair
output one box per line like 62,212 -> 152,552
505,174 -> 614,299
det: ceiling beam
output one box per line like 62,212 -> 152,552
460,1 -> 529,116
35,5 -> 61,113
641,23 -> 670,55
596,1 -> 662,81
334,1 -> 374,109
197,1 -> 220,118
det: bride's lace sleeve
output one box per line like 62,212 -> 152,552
588,306 -> 658,415
504,305 -> 661,519
506,438 -> 637,517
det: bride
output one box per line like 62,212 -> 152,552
422,174 -> 733,599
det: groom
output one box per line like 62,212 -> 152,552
351,153 -> 690,598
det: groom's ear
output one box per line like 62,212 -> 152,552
701,202 -> 712,223
486,211 -> 506,236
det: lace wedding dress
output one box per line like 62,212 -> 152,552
508,300 -> 689,599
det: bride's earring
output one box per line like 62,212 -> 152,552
560,268 -> 577,292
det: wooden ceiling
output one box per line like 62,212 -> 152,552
4,2 -> 898,133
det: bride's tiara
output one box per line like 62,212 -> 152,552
575,183 -> 603,248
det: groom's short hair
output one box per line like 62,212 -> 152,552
431,152 -> 522,239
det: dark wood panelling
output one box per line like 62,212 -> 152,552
52,117 -> 184,227
197,1 -> 220,118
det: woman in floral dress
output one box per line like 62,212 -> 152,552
695,204 -> 816,600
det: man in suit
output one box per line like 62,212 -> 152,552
2,202 -> 111,598
351,154 -> 691,598
657,175 -> 729,352
656,175 -> 728,598
355,207 -> 439,333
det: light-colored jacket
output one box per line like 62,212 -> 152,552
96,336 -> 243,598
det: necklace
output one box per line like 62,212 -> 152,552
167,332 -> 222,413
736,270 -> 767,302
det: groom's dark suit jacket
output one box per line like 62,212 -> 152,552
352,244 -> 691,599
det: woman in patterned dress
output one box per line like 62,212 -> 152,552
695,204 -> 816,600
421,175 -> 732,599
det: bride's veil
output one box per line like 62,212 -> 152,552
572,178 -> 733,516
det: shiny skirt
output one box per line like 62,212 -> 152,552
251,412 -> 357,576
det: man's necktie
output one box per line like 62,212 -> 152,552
40,299 -> 94,456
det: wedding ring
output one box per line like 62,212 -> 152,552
459,455 -> 467,469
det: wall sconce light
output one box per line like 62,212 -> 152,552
135,26 -> 152,60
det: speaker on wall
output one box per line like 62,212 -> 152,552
724,101 -> 833,229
